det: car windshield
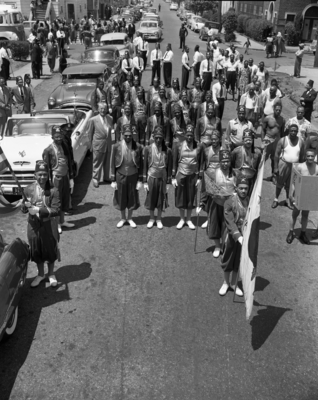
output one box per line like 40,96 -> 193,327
85,50 -> 115,61
66,73 -> 103,82
6,118 -> 68,136
102,39 -> 125,45
141,22 -> 157,28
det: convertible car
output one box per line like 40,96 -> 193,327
0,234 -> 29,342
137,20 -> 162,40
0,110 -> 92,195
48,63 -> 114,110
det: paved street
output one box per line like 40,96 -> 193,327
1,2 -> 318,399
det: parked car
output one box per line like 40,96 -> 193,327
185,13 -> 196,28
100,32 -> 129,58
82,46 -> 121,74
0,110 -> 92,194
170,3 -> 178,11
200,21 -> 220,41
137,20 -> 162,40
190,16 -> 205,32
141,13 -> 163,26
0,234 -> 29,342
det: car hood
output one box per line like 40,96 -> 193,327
1,136 -> 52,170
51,83 -> 96,104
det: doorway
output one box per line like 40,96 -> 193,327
67,3 -> 75,21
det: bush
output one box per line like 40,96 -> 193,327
245,18 -> 272,42
222,10 -> 237,42
285,22 -> 298,46
0,40 -> 30,60
224,32 -> 236,42
237,14 -> 251,33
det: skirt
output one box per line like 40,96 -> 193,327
145,176 -> 168,211
221,233 -> 241,272
113,172 -> 140,211
175,172 -> 197,209
27,218 -> 60,264
207,199 -> 224,240
53,174 -> 70,212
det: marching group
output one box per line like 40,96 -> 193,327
21,14 -> 318,295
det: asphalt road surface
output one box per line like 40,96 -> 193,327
1,2 -> 318,399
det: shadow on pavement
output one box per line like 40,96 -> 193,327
0,262 -> 92,400
250,301 -> 292,351
259,221 -> 272,230
72,156 -> 93,208
254,276 -> 270,292
62,216 -> 97,230
72,201 -> 104,215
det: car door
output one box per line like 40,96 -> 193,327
71,110 -> 92,173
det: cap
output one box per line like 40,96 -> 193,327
238,105 -> 246,112
154,101 -> 162,110
172,78 -> 179,84
299,43 -> 305,48
133,75 -> 140,82
173,103 -> 182,113
186,124 -> 194,135
35,160 -> 49,173
123,124 -> 132,134
211,130 -> 221,138
219,150 -> 231,162
137,86 -> 144,93
153,125 -> 164,138
195,77 -> 201,83
236,176 -> 250,186
24,74 -> 31,81
159,84 -> 165,90
51,126 -> 62,136
181,89 -> 187,97
205,90 -> 212,97
206,103 -> 215,112
307,80 -> 314,86
243,129 -> 254,139
16,75 -> 23,83
60,123 -> 75,134
124,101 -> 132,110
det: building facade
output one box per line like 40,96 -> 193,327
236,0 -> 318,41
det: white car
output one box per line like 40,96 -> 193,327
0,110 -> 92,195
170,3 -> 178,10
137,20 -> 162,40
100,32 -> 129,58
190,16 -> 205,32
186,13 -> 196,28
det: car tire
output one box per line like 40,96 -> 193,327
4,306 -> 18,338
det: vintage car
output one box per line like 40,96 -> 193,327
170,3 -> 178,11
81,45 -> 121,74
111,12 -> 135,25
199,21 -> 220,41
48,63 -> 114,111
0,234 -> 29,342
100,32 -> 129,58
189,16 -> 205,32
0,110 -> 92,195
137,20 -> 162,40
185,13 -> 196,28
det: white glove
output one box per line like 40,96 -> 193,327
111,181 -> 117,190
136,181 -> 143,190
166,185 -> 169,192
109,108 -> 112,114
69,179 -> 74,194
196,179 -> 201,187
29,206 -> 39,215
238,236 -> 243,245
144,183 -> 149,192
24,201 -> 32,208
172,179 -> 178,188
196,206 -> 202,215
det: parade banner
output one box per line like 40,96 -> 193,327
239,153 -> 265,320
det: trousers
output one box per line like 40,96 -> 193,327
93,147 -> 111,182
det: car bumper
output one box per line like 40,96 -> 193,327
140,33 -> 160,40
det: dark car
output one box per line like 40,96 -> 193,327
0,234 -> 29,342
82,45 -> 121,75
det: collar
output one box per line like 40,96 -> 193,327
234,118 -> 248,125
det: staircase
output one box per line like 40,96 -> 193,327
34,4 -> 47,21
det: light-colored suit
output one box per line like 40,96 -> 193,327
0,86 -> 12,136
11,86 -> 35,114
88,114 -> 113,182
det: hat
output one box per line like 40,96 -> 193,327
219,150 -> 231,161
172,78 -> 179,84
211,130 -> 221,138
195,77 -> 201,83
307,80 -> 314,86
186,124 -> 194,135
35,160 -> 49,173
133,75 -> 140,82
24,74 -> 31,81
173,103 -> 182,113
205,90 -> 212,97
16,75 -> 23,83
238,105 -> 246,112
153,77 -> 159,82
243,129 -> 254,139
137,86 -> 144,93
154,101 -> 162,110
181,89 -> 187,97
153,125 -> 164,138
206,103 -> 215,112
159,84 -> 165,90
236,175 -> 250,186
51,126 -> 62,136
60,123 -> 75,134
124,101 -> 132,110
123,124 -> 132,134
299,43 -> 305,48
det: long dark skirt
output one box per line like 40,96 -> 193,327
27,218 -> 60,264
47,56 -> 56,72
145,176 -> 168,211
207,199 -> 224,240
226,71 -> 236,92
221,233 -> 241,272
163,62 -> 172,87
175,172 -> 197,209
0,58 -> 10,80
181,65 -> 189,89
113,172 -> 140,211
294,56 -> 302,77
53,174 -> 70,212
136,114 -> 147,146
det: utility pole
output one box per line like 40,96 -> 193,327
218,0 -> 222,28
314,29 -> 318,68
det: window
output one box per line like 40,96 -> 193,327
285,13 -> 296,22
244,4 -> 247,12
259,6 -> 263,15
254,5 -> 257,14
61,6 -> 63,13
240,3 -> 243,11
80,5 -> 82,12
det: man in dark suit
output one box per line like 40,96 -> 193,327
0,76 -> 12,136
31,39 -> 43,79
146,101 -> 170,147
300,79 -> 317,122
93,77 -> 108,113
11,76 -> 35,114
88,102 -> 113,188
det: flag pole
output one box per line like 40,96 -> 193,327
6,163 -> 27,201
194,179 -> 202,253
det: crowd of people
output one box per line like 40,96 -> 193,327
20,8 -> 318,296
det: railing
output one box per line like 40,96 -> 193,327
45,1 -> 52,21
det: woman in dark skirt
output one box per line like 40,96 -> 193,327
110,124 -> 143,228
143,126 -> 173,229
21,160 -> 60,288
172,123 -> 202,230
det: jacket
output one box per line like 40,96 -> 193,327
143,143 -> 172,183
42,142 -> 74,182
87,114 -> 113,153
110,139 -> 143,181
0,85 -> 12,119
11,86 -> 35,114
115,115 -> 137,142
172,141 -> 203,178
195,115 -> 222,143
223,193 -> 248,241
301,89 -> 317,111
146,115 -> 170,146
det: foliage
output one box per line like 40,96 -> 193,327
237,14 -> 251,34
285,22 -> 298,46
224,31 -> 236,43
222,10 -> 237,42
245,18 -> 272,42
202,10 -> 218,22
186,0 -> 218,15
294,12 -> 303,45
0,40 -> 30,60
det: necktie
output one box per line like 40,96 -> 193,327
207,60 -> 210,71
220,84 -> 223,98
163,51 -> 167,60
139,57 -> 141,68
156,50 -> 158,59
20,88 -> 24,100
127,59 -> 130,68
142,40 -> 144,50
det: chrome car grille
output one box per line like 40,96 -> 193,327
0,170 -> 35,187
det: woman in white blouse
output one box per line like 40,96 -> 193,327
192,45 -> 204,85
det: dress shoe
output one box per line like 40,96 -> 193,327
312,229 -> 318,239
147,219 -> 155,229
61,222 -> 74,228
128,219 -> 137,228
271,200 -> 278,208
286,230 -> 295,244
201,220 -> 208,229
299,231 -> 310,245
64,210 -> 73,216
176,219 -> 185,229
186,220 -> 195,230
58,224 -> 62,234
219,282 -> 229,296
117,219 -> 126,228
157,220 -> 163,229
31,275 -> 46,288
213,247 -> 221,258
93,180 -> 99,188
48,275 -> 58,287
230,284 -> 243,297
103,179 -> 111,183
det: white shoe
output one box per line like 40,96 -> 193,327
201,220 -> 208,229
117,219 -> 126,228
61,222 -> 74,228
157,220 -> 163,229
231,285 -> 243,297
48,275 -> 57,287
213,247 -> 221,258
31,275 -> 46,288
147,219 -> 155,228
176,219 -> 185,230
58,224 -> 62,234
128,219 -> 137,228
186,220 -> 195,230
219,282 -> 229,296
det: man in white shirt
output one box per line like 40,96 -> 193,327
199,51 -> 213,93
181,46 -> 191,90
264,78 -> 283,99
162,43 -> 173,88
226,44 -> 240,61
133,32 -> 142,55
150,42 -> 162,86
121,50 -> 133,81
210,41 -> 220,59
224,105 -> 253,150
132,49 -> 144,83
139,34 -> 149,70
248,58 -> 258,76
212,75 -> 226,120
56,27 -> 65,56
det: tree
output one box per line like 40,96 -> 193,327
187,0 -> 218,15
222,9 -> 237,42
